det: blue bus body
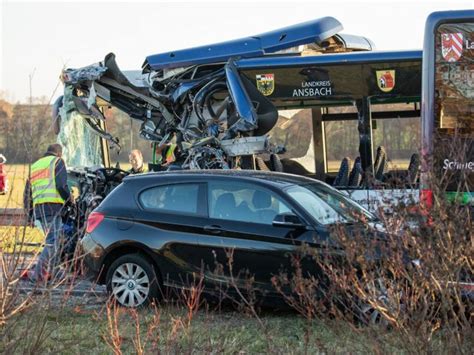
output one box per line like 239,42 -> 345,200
143,17 -> 348,71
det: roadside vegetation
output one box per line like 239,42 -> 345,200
2,304 -> 381,354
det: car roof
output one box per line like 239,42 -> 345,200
123,169 -> 323,188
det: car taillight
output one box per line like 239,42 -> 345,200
86,212 -> 105,234
420,189 -> 433,209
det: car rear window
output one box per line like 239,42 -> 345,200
139,184 -> 200,214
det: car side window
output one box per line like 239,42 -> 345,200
139,184 -> 200,214
208,182 -> 291,225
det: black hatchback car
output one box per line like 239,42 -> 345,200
80,170 -> 381,308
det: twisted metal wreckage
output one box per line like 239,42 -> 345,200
54,16 -> 374,170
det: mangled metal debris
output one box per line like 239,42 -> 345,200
55,16 -> 374,170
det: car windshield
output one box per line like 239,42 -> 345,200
285,183 -> 376,225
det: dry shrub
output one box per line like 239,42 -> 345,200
0,205 -> 93,353
102,273 -> 207,354
0,231 -> 84,353
271,176 -> 472,353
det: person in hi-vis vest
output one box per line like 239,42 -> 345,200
23,143 -> 71,282
128,149 -> 148,174
153,143 -> 180,170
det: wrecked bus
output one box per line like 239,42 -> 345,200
55,16 -> 422,212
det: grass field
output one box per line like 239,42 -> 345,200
0,226 -> 42,253
3,299 -> 469,354
0,165 -> 45,252
0,164 -> 29,208
0,304 -> 408,354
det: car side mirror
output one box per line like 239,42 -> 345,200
272,213 -> 306,228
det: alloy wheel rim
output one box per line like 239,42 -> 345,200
359,278 -> 395,327
360,295 -> 390,326
111,262 -> 150,307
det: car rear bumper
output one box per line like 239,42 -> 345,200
79,233 -> 106,282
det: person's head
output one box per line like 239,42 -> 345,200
129,149 -> 144,170
46,143 -> 63,158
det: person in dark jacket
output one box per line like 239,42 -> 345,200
23,143 -> 71,282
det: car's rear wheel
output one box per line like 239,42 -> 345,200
106,254 -> 160,308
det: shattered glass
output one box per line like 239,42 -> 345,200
57,110 -> 103,168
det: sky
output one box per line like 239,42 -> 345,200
0,0 -> 472,103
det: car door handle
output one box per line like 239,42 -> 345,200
203,225 -> 223,235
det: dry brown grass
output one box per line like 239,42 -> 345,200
0,226 -> 42,253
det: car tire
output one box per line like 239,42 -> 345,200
106,253 -> 160,308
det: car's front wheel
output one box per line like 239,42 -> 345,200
356,277 -> 404,328
106,254 -> 160,307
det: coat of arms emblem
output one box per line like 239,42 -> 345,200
376,70 -> 395,93
256,74 -> 275,96
441,33 -> 463,62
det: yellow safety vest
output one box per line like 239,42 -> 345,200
165,144 -> 177,164
30,155 -> 65,206
129,165 -> 148,174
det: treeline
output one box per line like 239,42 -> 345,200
0,97 -> 56,163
